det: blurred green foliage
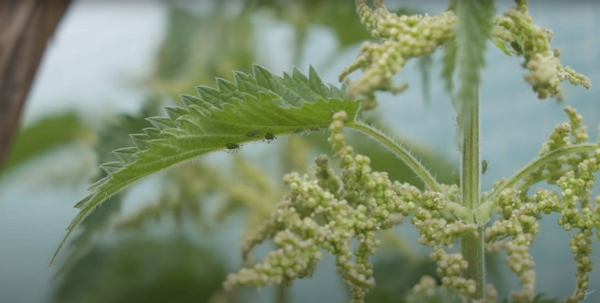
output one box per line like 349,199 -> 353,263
2,112 -> 91,172
52,236 -> 226,303
148,5 -> 255,97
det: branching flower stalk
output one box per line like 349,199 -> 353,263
225,111 -> 483,302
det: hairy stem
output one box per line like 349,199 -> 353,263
488,143 -> 597,201
348,120 -> 446,195
460,90 -> 485,299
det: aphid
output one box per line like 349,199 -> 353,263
510,41 -> 523,55
225,143 -> 240,153
481,159 -> 489,175
245,129 -> 260,138
264,132 -> 277,143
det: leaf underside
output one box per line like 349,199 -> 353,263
51,65 -> 361,265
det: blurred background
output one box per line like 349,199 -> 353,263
0,0 -> 599,302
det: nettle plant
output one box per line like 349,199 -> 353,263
51,0 -> 595,302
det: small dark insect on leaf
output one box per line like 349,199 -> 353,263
225,143 -> 240,153
510,41 -> 523,55
245,129 -> 260,138
264,133 -> 277,143
481,159 -> 489,175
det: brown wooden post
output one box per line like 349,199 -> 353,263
0,0 -> 72,170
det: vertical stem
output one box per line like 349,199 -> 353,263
275,284 -> 289,303
460,90 -> 485,299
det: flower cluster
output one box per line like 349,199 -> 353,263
482,107 -> 600,303
225,111 -> 429,302
410,191 -> 479,296
484,188 -> 560,302
341,0 -> 455,98
343,0 -> 589,106
429,249 -> 476,296
225,109 -> 600,302
412,205 -> 477,295
556,158 -> 600,303
225,111 -> 496,302
523,106 -> 591,189
494,0 -> 590,99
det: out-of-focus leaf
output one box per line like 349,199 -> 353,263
116,162 -> 220,230
405,283 -> 464,303
55,194 -> 122,277
366,253 -> 438,303
493,37 -> 513,56
304,0 -> 371,48
52,236 -> 227,303
216,156 -> 283,230
149,6 -> 255,98
155,8 -> 202,80
2,112 -> 91,172
454,0 -> 495,129
441,39 -> 458,96
246,0 -> 420,49
417,55 -> 433,106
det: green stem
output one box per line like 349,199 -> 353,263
348,120 -> 446,194
460,91 -> 485,299
487,143 -> 596,201
275,284 -> 289,303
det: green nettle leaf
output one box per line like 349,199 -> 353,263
417,55 -> 433,105
441,39 -> 457,97
454,0 -> 495,128
50,65 -> 361,265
